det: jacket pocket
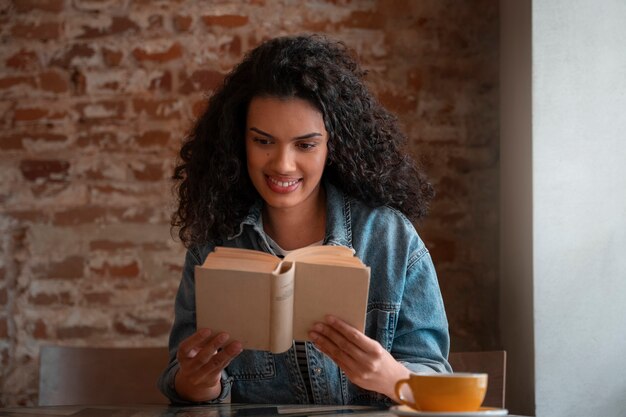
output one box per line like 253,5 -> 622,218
227,350 -> 276,380
365,303 -> 399,352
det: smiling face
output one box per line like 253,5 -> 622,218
245,96 -> 329,214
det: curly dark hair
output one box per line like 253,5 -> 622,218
172,34 -> 434,247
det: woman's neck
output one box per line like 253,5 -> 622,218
262,188 -> 327,251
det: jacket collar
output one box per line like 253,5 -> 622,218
229,181 -> 353,249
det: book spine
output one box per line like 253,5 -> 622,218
270,261 -> 296,353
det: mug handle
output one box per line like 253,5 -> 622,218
394,378 -> 420,410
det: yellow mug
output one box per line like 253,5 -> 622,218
394,372 -> 488,412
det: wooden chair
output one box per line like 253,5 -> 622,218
448,350 -> 506,408
38,345 -> 170,406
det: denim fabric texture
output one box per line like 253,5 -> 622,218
158,182 -> 451,405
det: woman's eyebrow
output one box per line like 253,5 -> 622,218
249,127 -> 323,140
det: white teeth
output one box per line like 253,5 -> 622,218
269,178 -> 299,187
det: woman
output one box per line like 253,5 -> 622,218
158,34 -> 450,405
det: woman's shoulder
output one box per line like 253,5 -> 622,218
184,242 -> 219,265
349,195 -> 417,233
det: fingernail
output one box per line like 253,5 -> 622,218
313,323 -> 323,332
188,348 -> 199,358
309,331 -> 319,341
326,315 -> 336,324
217,333 -> 229,343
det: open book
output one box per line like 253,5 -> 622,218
195,245 -> 370,353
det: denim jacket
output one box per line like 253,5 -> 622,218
158,182 -> 451,405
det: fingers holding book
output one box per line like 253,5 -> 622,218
174,328 -> 243,401
309,315 -> 410,402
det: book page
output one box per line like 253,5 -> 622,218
195,266 -> 272,350
284,245 -> 355,263
292,262 -> 370,341
207,247 -> 279,273
269,262 -> 296,353
214,247 -> 280,262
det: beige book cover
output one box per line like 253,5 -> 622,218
195,245 -> 370,353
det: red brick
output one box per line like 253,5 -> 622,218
148,319 -> 171,337
57,325 -> 100,339
407,68 -> 423,91
1,134 -> 25,150
0,75 -> 37,90
378,90 -> 417,114
142,242 -> 169,250
179,69 -> 223,94
14,0 -> 64,13
20,159 -> 70,182
1,132 -> 66,151
75,101 -> 125,121
132,42 -> 183,63
53,206 -> 107,225
148,14 -> 164,30
13,106 -> 67,123
0,317 -> 7,338
448,149 -> 498,173
29,291 -> 72,305
0,287 -> 7,305
113,207 -> 167,223
11,21 -> 63,40
220,36 -> 242,56
73,0 -> 122,11
130,162 -> 164,181
50,43 -> 96,68
78,16 -> 139,38
89,240 -> 135,251
13,107 -> 48,122
91,260 -> 140,278
102,47 -> 123,67
38,70 -> 69,93
134,130 -> 170,147
192,99 -> 208,118
84,291 -> 112,304
201,14 -> 249,28
6,49 -> 39,70
33,319 -> 48,339
149,287 -> 177,300
5,209 -> 50,222
149,71 -> 172,92
426,237 -> 456,264
1,347 -> 8,367
173,14 -> 192,32
114,320 -> 142,335
76,130 -> 118,149
71,69 -> 87,94
38,256 -> 85,279
340,10 -> 385,29
133,98 -> 181,119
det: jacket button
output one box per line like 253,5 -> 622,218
314,367 -> 322,375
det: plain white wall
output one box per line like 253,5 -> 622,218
533,1 -> 626,416
502,0 -> 626,415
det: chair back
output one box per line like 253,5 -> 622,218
448,350 -> 506,408
39,345 -> 170,406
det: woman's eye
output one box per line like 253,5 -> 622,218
253,137 -> 272,145
297,143 -> 316,150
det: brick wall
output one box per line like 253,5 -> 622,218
0,0 -> 499,406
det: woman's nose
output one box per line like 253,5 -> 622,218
270,146 -> 296,173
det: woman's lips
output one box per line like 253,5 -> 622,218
265,176 -> 302,193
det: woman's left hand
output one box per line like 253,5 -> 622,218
308,315 -> 410,402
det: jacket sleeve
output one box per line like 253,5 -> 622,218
157,247 -> 233,404
393,245 -> 452,374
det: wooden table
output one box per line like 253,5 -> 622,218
0,403 -> 528,417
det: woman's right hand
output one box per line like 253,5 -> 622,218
174,328 -> 243,402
